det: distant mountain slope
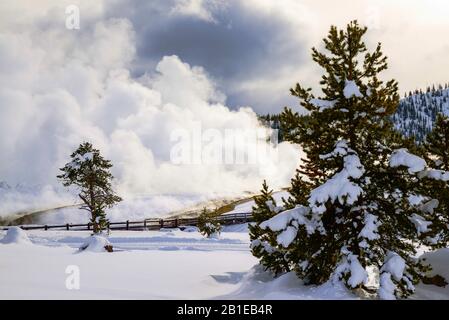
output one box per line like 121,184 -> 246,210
259,84 -> 449,144
392,84 -> 449,142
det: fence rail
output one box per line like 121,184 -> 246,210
0,212 -> 253,232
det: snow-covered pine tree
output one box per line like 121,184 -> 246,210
420,114 -> 449,246
249,180 -> 290,275
257,21 -> 445,299
197,208 -> 222,238
58,142 -> 122,234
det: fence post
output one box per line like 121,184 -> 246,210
174,219 -> 178,228
44,225 -> 48,231
87,222 -> 91,231
160,219 -> 164,228
143,220 -> 147,229
66,223 -> 69,231
126,220 -> 129,230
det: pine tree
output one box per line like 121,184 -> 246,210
197,207 -> 222,237
249,180 -> 290,275
256,21 -> 444,299
420,114 -> 449,246
58,142 -> 122,234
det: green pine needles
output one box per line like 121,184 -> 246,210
198,208 -> 222,238
419,114 -> 449,246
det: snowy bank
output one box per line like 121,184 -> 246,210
218,265 -> 356,300
0,228 -> 448,299
0,227 -> 32,245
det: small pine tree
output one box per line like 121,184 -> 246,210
249,180 -> 290,275
197,208 -> 222,237
254,21 -> 445,299
58,142 -> 122,234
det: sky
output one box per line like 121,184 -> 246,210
100,0 -> 449,112
1,1 -> 449,114
0,0 -> 448,198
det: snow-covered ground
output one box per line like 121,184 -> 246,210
0,224 -> 448,300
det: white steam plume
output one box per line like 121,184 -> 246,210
0,1 -> 300,220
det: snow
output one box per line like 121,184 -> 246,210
419,199 -> 439,214
378,273 -> 396,300
0,227 -> 32,245
377,252 -> 408,300
343,80 -> 363,99
408,194 -> 425,206
347,255 -> 368,288
358,213 -> 380,241
79,235 -> 112,252
276,226 -> 297,248
310,141 -> 365,214
266,200 -> 283,213
310,98 -> 337,112
410,214 -> 432,235
393,88 -> 449,142
333,250 -> 368,289
222,223 -> 248,233
260,205 -> 314,236
250,239 -> 276,254
81,152 -> 94,161
389,149 -> 427,173
217,265 -> 356,300
320,140 -> 351,160
65,152 -> 94,171
0,240 -> 256,299
381,252 -> 406,281
0,227 -> 449,299
181,226 -> 199,232
0,227 -> 255,299
414,248 -> 449,299
418,169 -> 449,181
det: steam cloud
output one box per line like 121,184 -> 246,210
0,1 -> 299,219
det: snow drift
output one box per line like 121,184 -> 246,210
0,227 -> 32,245
79,235 -> 112,253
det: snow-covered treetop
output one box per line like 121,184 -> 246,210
66,152 -> 95,170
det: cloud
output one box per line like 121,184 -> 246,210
99,0 -> 449,114
103,0 -> 309,113
170,0 -> 224,23
0,1 -> 300,218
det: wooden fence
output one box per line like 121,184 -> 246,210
0,212 -> 253,231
